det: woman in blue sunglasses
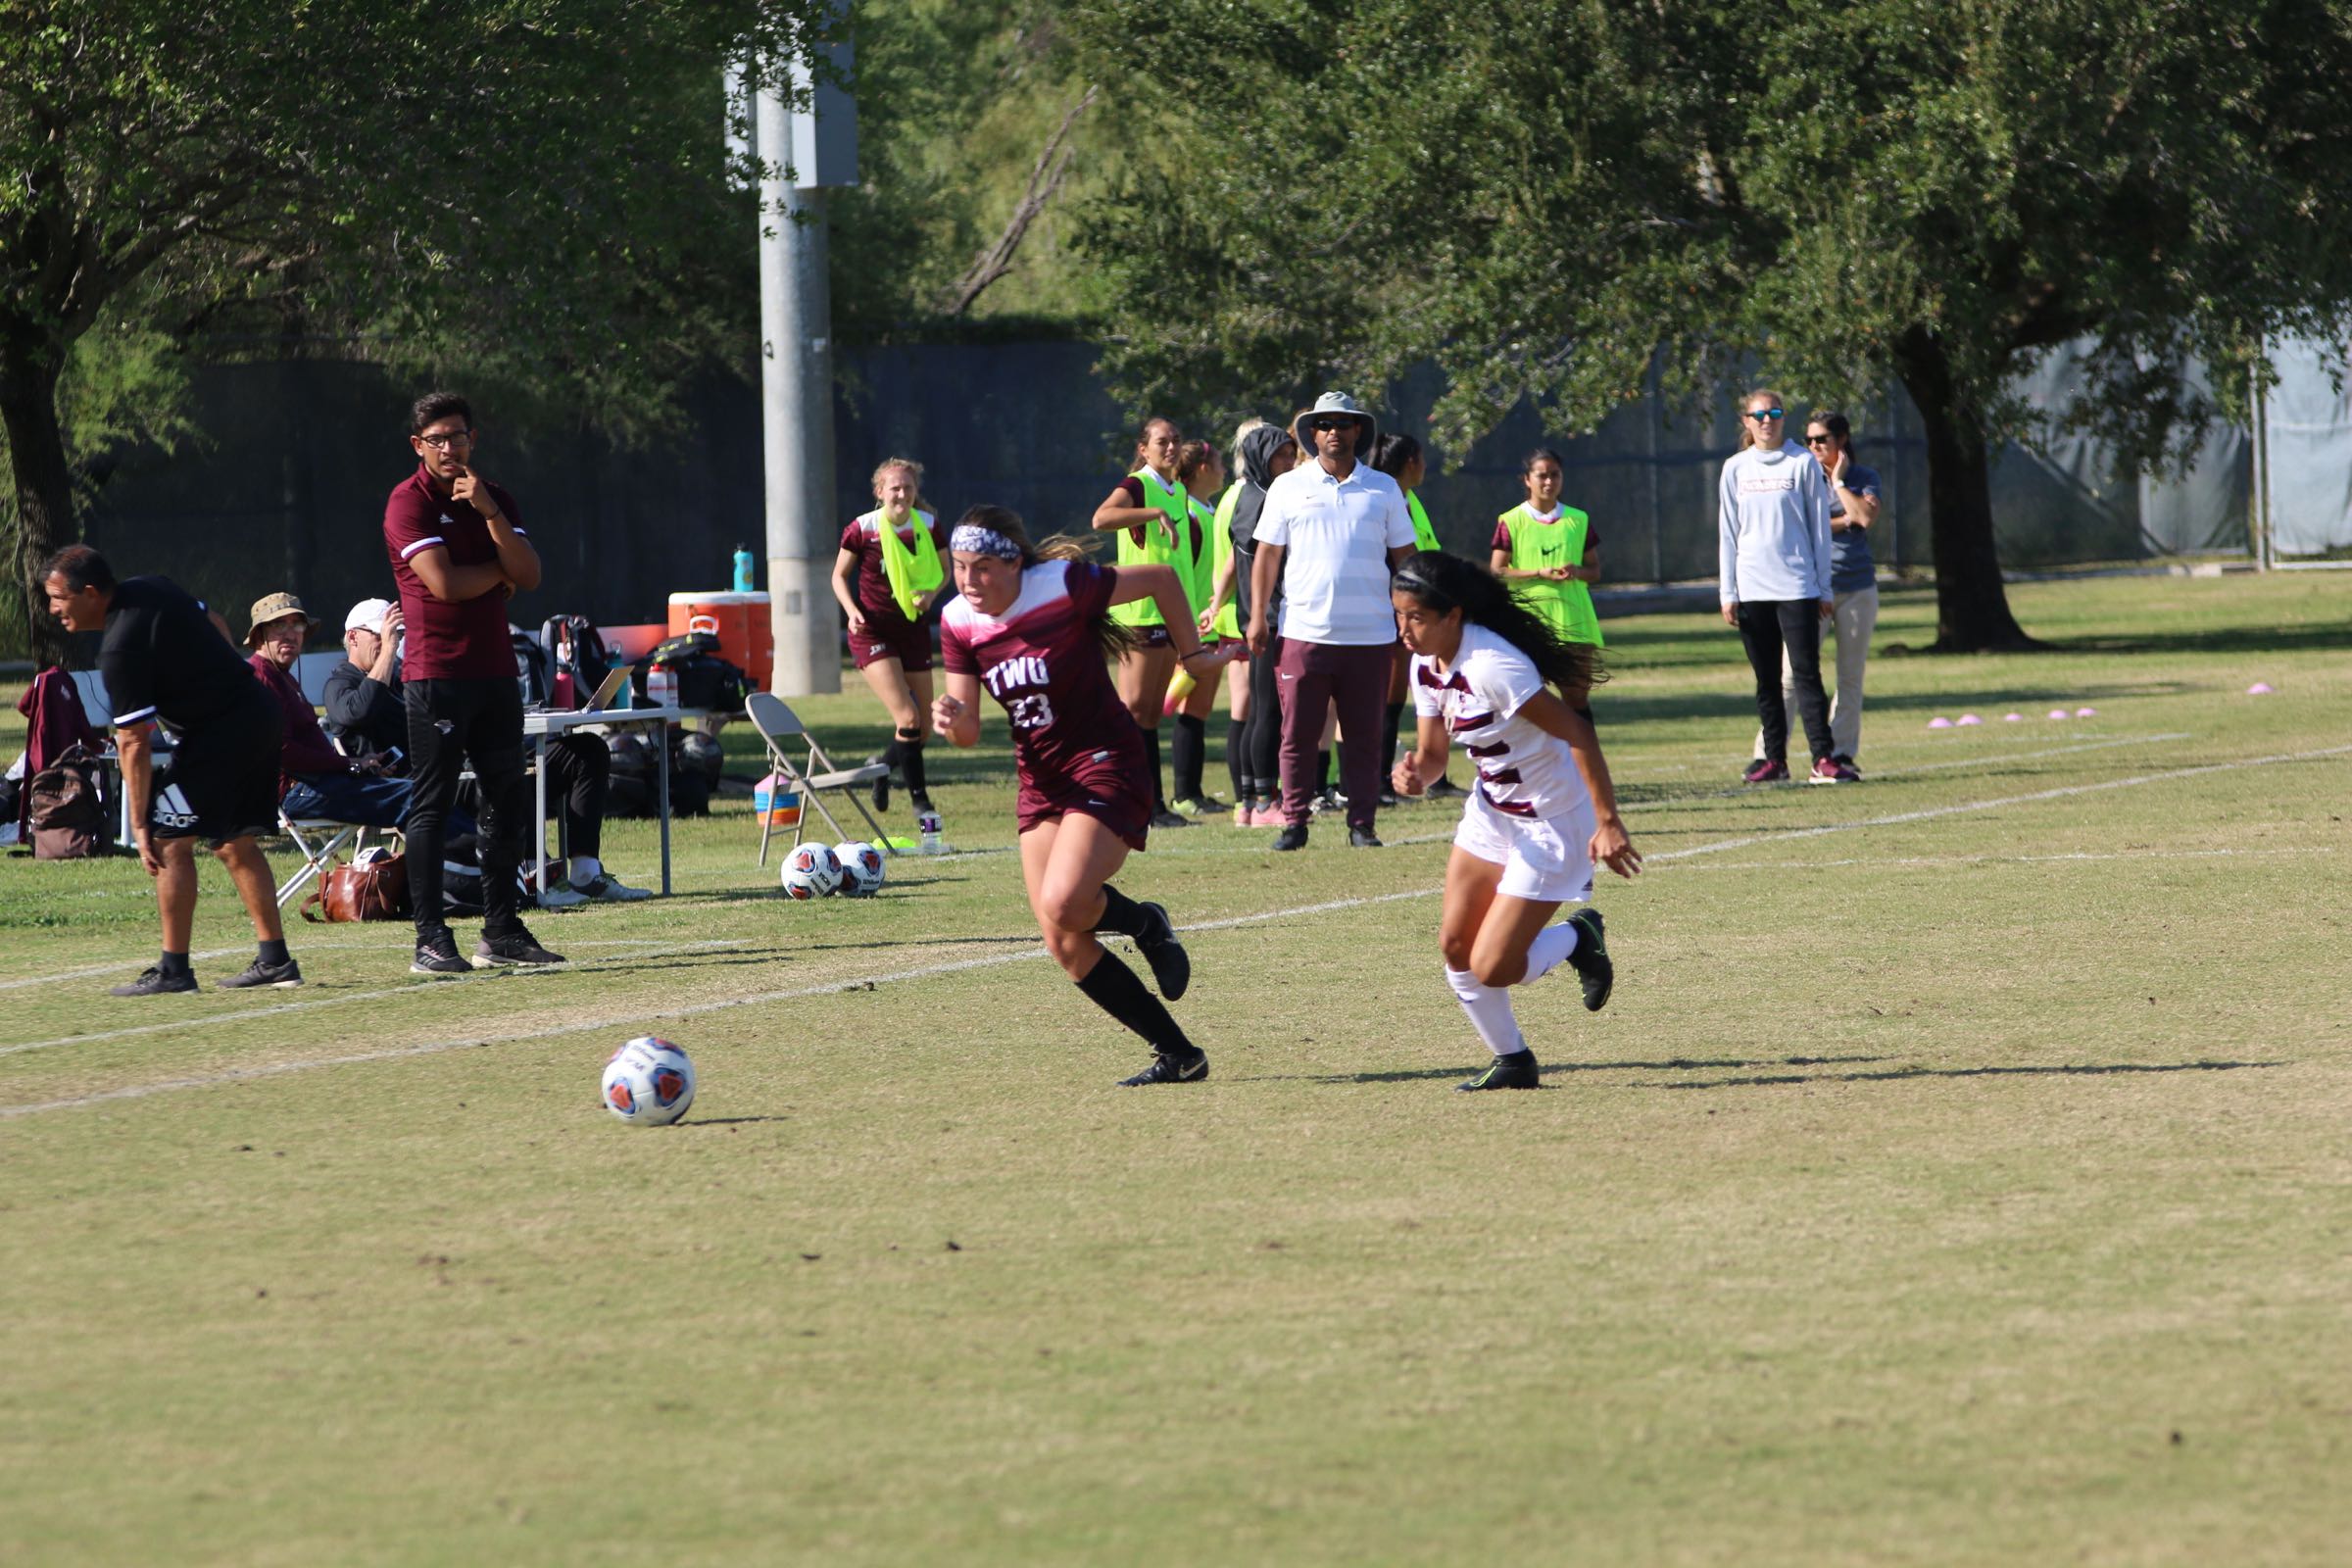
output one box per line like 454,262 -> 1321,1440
1719,389 -> 1844,785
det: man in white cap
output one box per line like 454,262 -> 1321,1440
1245,391 -> 1421,851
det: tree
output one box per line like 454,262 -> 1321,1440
1062,0 -> 2352,650
0,0 -> 836,660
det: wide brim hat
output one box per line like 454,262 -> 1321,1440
244,591 -> 319,647
1291,390 -> 1378,453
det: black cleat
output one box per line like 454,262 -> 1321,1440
413,928 -> 471,976
1133,902 -> 1191,1001
1564,906 -> 1612,1012
1119,1049 -> 1208,1086
1148,806 -> 1193,829
867,756 -> 892,813
217,956 -> 303,990
474,924 -> 566,967
1348,827 -> 1384,848
1271,823 -> 1308,852
110,965 -> 198,998
1456,1049 -> 1540,1091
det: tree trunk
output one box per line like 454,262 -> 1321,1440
0,328 -> 74,666
1891,326 -> 2038,652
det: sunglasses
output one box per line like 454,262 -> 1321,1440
1805,434 -> 1836,446
1310,417 -> 1356,433
1745,408 -> 1784,422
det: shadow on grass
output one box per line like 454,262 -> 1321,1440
2034,622 -> 2352,659
1293,1054 -> 1894,1085
679,1115 -> 792,1127
1647,1058 -> 2281,1090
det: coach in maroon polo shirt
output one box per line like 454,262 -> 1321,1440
383,391 -> 564,974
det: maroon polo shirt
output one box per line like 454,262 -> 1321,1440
382,463 -> 525,680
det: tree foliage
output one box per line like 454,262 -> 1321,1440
1062,0 -> 2352,649
0,0 -> 837,657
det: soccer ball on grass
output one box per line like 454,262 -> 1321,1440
780,842 -> 844,900
834,840 -> 886,897
601,1037 -> 696,1126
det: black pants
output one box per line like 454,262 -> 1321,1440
544,734 -> 609,861
406,675 -> 529,936
1738,600 -> 1835,764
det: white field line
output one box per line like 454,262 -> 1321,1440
0,940 -> 748,1058
5,742 -> 2346,1119
0,937 -> 716,993
1649,846 -> 2339,874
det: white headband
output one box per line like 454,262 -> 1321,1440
950,524 -> 1021,561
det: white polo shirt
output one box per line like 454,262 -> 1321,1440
1255,459 -> 1418,645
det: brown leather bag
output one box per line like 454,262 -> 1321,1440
28,744 -> 107,860
301,853 -> 410,922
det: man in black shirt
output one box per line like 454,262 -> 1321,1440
41,545 -> 302,994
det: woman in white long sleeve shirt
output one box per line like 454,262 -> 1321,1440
1718,390 -> 1847,784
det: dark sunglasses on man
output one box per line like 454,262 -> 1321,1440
1310,417 -> 1356,433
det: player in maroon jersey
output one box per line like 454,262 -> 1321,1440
934,506 -> 1239,1085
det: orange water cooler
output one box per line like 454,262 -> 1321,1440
667,591 -> 772,689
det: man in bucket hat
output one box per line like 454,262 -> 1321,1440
1245,392 -> 1422,851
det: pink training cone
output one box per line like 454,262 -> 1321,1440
2076,706 -> 2097,717
2004,712 -> 2024,722
1928,716 -> 1953,729
2248,681 -> 2276,695
2048,709 -> 2070,720
1957,713 -> 1983,725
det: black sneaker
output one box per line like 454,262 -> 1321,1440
1426,777 -> 1469,800
1456,1049 -> 1540,1091
1118,1049 -> 1209,1086
1148,806 -> 1193,829
867,757 -> 892,813
217,956 -> 303,990
412,928 -> 471,976
474,925 -> 567,967
1564,907 -> 1612,1012
1271,823 -> 1308,852
1348,827 -> 1384,849
110,965 -> 198,998
1133,902 -> 1191,1002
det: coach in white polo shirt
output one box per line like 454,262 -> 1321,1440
1246,391 -> 1420,851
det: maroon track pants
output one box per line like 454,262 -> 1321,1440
1275,636 -> 1395,831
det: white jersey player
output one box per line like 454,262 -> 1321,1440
1390,552 -> 1642,1091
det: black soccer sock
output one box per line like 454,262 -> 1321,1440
1091,882 -> 1150,938
1144,726 -> 1167,808
879,736 -> 902,771
259,938 -> 290,966
1074,948 -> 1198,1057
1225,714 -> 1249,802
159,950 -> 192,977
1317,748 -> 1333,789
899,734 -> 929,805
1384,701 -> 1405,770
1171,713 -> 1205,803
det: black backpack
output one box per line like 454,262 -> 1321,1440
540,614 -> 615,710
511,629 -> 552,709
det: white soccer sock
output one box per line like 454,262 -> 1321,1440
568,856 -> 602,884
1446,966 -> 1526,1057
1522,919 -> 1580,983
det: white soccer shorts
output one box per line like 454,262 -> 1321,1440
1452,787 -> 1597,905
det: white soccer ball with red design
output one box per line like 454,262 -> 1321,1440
780,842 -> 844,900
834,840 -> 886,897
601,1036 -> 696,1126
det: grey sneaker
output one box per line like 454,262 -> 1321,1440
575,872 -> 654,903
217,956 -> 304,990
111,965 -> 198,998
413,928 -> 471,976
474,925 -> 566,967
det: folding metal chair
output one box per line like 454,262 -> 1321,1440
744,691 -> 895,865
273,811 -> 400,909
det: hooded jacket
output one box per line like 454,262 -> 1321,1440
1226,423 -> 1295,622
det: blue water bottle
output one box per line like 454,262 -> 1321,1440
732,543 -> 756,592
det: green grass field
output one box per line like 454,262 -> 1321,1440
4,572 -> 2348,1566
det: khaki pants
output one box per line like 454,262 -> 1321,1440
1752,584 -> 1878,763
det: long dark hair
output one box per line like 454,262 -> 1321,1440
1370,431 -> 1422,482
1390,550 -> 1604,694
954,505 -> 1135,657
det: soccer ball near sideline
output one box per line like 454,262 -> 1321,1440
601,1037 -> 695,1126
780,842 -> 844,900
834,841 -> 886,898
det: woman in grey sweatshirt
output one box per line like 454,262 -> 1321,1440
1718,390 -> 1845,783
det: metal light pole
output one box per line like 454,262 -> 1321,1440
755,27 -> 858,695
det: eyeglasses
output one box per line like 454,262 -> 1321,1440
1805,434 -> 1836,446
1310,417 -> 1356,433
416,429 -> 474,450
1745,409 -> 1784,422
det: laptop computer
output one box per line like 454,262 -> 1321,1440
578,666 -> 630,713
